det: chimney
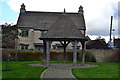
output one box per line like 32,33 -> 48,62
78,5 -> 84,14
20,3 -> 26,13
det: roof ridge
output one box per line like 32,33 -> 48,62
26,11 -> 78,14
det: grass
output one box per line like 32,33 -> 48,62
2,61 -> 47,80
72,62 -> 119,79
2,61 -> 119,80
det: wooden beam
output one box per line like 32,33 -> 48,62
60,41 -> 64,46
59,41 -> 70,47
59,41 -> 70,63
66,41 -> 71,46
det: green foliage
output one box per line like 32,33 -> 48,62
66,50 -> 73,61
50,50 -> 96,62
50,50 -> 59,61
77,50 -> 96,62
7,54 -> 13,61
2,24 -> 18,44
9,50 -> 96,62
78,50 -> 96,62
10,50 -> 43,61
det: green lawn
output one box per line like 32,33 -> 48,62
72,62 -> 119,79
2,61 -> 119,80
2,61 -> 47,80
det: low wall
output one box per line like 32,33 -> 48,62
88,49 -> 119,62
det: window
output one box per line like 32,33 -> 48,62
77,46 -> 81,49
35,46 -> 43,51
21,45 -> 29,50
34,43 -> 43,51
72,46 -> 81,49
41,31 -> 46,36
21,30 -> 28,37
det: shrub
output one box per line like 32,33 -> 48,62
78,50 -> 96,62
50,50 -> 60,61
66,50 -> 73,61
7,50 -> 96,62
9,50 -> 43,61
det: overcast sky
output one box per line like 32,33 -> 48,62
0,0 -> 119,42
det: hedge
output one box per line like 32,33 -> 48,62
3,50 -> 96,62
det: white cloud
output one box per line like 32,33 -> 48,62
6,0 -> 119,40
0,21 -> 6,25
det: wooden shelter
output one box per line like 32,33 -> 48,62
40,14 -> 87,66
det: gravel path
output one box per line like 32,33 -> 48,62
28,63 -> 98,80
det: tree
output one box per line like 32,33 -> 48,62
2,23 -> 18,71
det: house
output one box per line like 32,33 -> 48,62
16,3 -> 86,50
86,39 -> 108,49
114,38 -> 120,48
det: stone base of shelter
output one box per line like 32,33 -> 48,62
28,63 -> 98,68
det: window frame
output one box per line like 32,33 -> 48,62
21,44 -> 29,50
21,30 -> 29,37
41,31 -> 47,36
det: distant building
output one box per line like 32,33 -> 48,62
86,39 -> 108,49
114,38 -> 120,48
16,4 -> 86,50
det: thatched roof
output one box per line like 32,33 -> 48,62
17,11 -> 86,30
40,14 -> 87,40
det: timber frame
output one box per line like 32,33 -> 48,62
42,39 -> 86,66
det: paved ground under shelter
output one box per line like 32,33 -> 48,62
28,63 -> 98,80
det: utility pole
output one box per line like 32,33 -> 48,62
108,16 -> 113,48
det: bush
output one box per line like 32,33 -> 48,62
50,50 -> 96,62
6,50 -> 96,62
9,50 -> 43,61
78,50 -> 96,62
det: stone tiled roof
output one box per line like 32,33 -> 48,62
86,39 -> 108,49
40,14 -> 87,40
17,11 -> 86,30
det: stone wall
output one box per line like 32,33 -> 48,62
87,49 -> 118,62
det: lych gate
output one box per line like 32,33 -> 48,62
39,14 -> 87,66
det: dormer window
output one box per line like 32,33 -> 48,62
41,31 -> 47,36
21,30 -> 29,37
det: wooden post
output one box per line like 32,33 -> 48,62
81,41 -> 85,65
63,41 -> 66,63
43,40 -> 46,62
73,40 -> 78,66
46,41 -> 50,66
60,41 -> 70,63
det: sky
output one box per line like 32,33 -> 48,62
0,0 -> 119,42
